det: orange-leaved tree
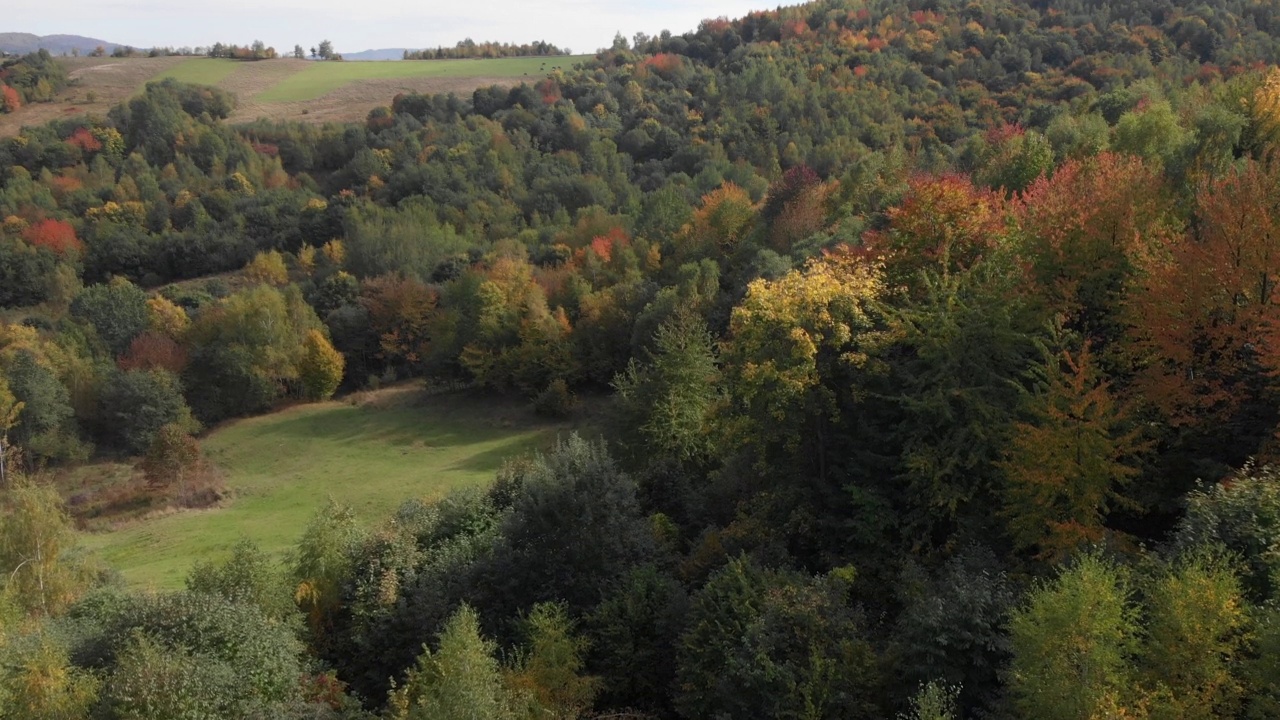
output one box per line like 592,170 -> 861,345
1128,160 -> 1280,431
1000,338 -> 1146,560
866,172 -> 1009,289
1015,152 -> 1177,341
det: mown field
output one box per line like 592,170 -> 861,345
0,54 -> 590,135
77,386 -> 571,590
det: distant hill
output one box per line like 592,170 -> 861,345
341,48 -> 409,61
0,32 -> 119,56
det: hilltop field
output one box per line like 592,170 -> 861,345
0,54 -> 587,135
68,385 -> 576,589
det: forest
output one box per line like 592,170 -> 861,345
3,0 -> 1280,716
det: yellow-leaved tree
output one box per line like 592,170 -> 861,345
298,329 -> 345,401
721,249 -> 884,478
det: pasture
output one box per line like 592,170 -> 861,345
77,386 -> 573,589
0,53 -> 589,135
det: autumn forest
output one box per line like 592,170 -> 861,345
3,0 -> 1280,717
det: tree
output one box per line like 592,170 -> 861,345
473,434 -> 656,622
293,44 -> 305,59
183,285 -> 323,422
613,311 -> 719,463
139,422 -> 202,492
1016,152 -> 1175,340
21,219 -> 82,257
1172,463 -> 1280,602
186,537 -> 295,621
0,634 -> 100,719
675,558 -> 881,719
1000,340 -> 1145,560
102,591 -> 306,716
388,604 -> 518,720
293,499 -> 364,649
899,682 -> 958,720
244,249 -> 289,286
0,476 -> 90,617
866,172 -> 1008,290
0,379 -> 21,486
1008,552 -> 1141,720
360,274 -> 438,372
0,84 -> 20,113
97,368 -> 197,455
318,40 -> 334,60
298,329 -> 345,400
505,602 -> 600,720
883,252 -> 1041,540
720,250 -> 884,478
69,277 -> 150,357
1140,554 -> 1249,719
1128,161 -> 1280,434
1,349 -> 80,463
891,547 -> 1015,714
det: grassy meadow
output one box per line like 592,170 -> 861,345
79,387 -> 570,590
1,53 -> 590,136
153,57 -> 242,86
254,55 -> 589,101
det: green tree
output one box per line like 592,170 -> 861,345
186,538 -> 296,622
293,499 -> 364,649
1173,463 -> 1280,603
613,311 -> 718,463
97,368 -> 197,455
70,277 -> 149,357
184,285 -> 323,422
1140,554 -> 1249,719
0,378 -> 22,485
506,602 -> 600,720
1008,552 -> 1140,720
0,476 -> 91,617
2,349 -> 79,462
0,634 -> 100,720
388,604 -> 518,720
899,682 -> 958,720
675,557 -> 881,719
474,434 -> 656,621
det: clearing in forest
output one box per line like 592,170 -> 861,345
76,386 -> 572,589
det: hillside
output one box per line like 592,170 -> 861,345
0,31 -> 118,55
75,386 -> 571,588
341,48 -> 411,61
0,54 -> 588,136
5,0 -> 1280,717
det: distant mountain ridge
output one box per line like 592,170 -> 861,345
0,32 -> 119,55
341,48 -> 410,61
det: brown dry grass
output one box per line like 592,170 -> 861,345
0,57 -> 186,137
0,56 -> 521,136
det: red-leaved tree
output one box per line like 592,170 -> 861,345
21,219 -> 83,256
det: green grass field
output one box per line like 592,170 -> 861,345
153,57 -> 243,86
80,388 -> 567,590
254,55 -> 590,102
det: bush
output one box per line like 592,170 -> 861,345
532,378 -> 576,418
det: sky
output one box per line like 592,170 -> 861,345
6,0 -> 774,54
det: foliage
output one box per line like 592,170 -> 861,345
675,557 -> 881,719
1000,340 -> 1145,560
298,329 -> 345,401
1008,552 -> 1141,720
0,476 -> 92,617
387,604 -> 518,720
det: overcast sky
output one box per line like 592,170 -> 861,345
7,0 -> 771,54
